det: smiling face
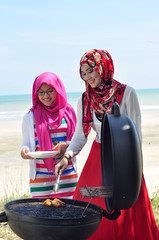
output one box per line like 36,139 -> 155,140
37,83 -> 57,106
80,64 -> 102,88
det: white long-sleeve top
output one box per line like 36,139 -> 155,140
66,85 -> 141,158
21,111 -> 37,180
21,111 -> 77,180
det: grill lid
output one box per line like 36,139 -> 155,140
101,103 -> 143,212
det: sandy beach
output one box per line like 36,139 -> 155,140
0,110 -> 159,200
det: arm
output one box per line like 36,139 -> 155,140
20,112 -> 34,159
121,86 -> 142,142
55,96 -> 87,176
66,96 -> 87,157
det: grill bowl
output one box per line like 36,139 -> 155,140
1,198 -> 103,240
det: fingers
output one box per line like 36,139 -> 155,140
21,147 -> 33,159
59,166 -> 66,176
55,163 -> 61,177
53,144 -> 59,151
53,142 -> 68,159
55,158 -> 68,177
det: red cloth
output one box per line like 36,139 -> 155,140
80,49 -> 126,137
73,141 -> 159,240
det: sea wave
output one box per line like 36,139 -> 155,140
0,110 -> 28,121
0,105 -> 159,121
140,105 -> 159,111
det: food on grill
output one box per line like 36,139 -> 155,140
52,198 -> 66,207
44,199 -> 52,207
44,198 -> 66,208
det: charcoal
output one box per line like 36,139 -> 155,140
8,202 -> 100,219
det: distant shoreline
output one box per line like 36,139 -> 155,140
0,87 -> 159,97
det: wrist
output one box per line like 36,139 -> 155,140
65,141 -> 70,146
63,154 -> 71,163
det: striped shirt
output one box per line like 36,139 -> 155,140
30,119 -> 78,199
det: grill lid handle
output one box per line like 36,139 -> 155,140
102,209 -> 121,220
111,102 -> 120,117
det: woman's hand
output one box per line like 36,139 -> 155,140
53,142 -> 69,158
54,155 -> 71,177
20,147 -> 33,159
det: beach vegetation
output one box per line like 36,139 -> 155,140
0,194 -> 30,240
150,187 -> 159,227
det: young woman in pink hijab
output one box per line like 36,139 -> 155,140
21,72 -> 77,199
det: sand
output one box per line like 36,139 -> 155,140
0,110 -> 159,200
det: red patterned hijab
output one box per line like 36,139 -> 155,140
80,49 -> 126,137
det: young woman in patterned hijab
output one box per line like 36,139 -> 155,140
80,49 -> 126,136
55,50 -> 158,239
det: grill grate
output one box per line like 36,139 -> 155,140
79,185 -> 113,198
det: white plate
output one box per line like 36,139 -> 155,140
27,151 -> 58,158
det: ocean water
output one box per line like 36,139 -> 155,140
0,89 -> 159,121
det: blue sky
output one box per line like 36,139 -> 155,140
0,0 -> 159,95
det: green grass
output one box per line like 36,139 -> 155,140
0,194 -> 30,240
0,191 -> 158,240
150,188 -> 159,227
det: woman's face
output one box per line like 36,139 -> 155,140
37,83 -> 57,106
81,64 -> 102,88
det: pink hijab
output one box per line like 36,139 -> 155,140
31,72 -> 76,172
